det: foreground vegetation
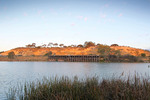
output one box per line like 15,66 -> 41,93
7,75 -> 150,100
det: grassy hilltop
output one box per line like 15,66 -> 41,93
0,42 -> 150,62
1,42 -> 150,56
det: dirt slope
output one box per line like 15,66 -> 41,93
111,46 -> 150,56
1,46 -> 150,57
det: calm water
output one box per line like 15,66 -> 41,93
0,62 -> 150,99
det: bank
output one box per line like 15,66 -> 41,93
0,55 -> 149,62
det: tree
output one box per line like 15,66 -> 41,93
111,44 -> 119,46
36,46 -> 42,48
77,44 -> 83,48
141,53 -> 146,57
59,44 -> 64,47
32,43 -> 36,48
8,52 -> 15,59
45,51 -> 53,56
26,43 -> 36,48
97,45 -> 111,61
42,44 -> 47,48
53,43 -> 58,47
97,45 -> 111,56
114,50 -> 121,56
114,50 -> 121,61
26,44 -> 32,48
84,41 -> 95,48
70,45 -> 75,47
96,43 -> 101,46
48,42 -> 53,47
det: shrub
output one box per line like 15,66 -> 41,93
97,45 -> 111,56
84,41 -> 95,48
111,44 -> 119,46
36,46 -> 42,48
45,51 -> 53,56
8,52 -> 15,59
77,44 -> 83,48
141,53 -> 146,57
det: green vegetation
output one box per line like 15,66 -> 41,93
96,45 -> 145,62
141,53 -> 146,57
44,51 -> 53,56
84,41 -> 95,48
97,45 -> 121,62
8,51 -> 15,59
97,44 -> 111,56
111,44 -> 119,46
77,44 -> 83,48
7,75 -> 150,100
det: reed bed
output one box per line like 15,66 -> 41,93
6,75 -> 150,100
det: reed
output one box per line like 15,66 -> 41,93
6,75 -> 150,100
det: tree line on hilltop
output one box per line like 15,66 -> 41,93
25,41 -> 119,48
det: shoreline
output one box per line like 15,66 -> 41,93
0,57 -> 149,63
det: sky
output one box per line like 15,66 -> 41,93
0,0 -> 150,51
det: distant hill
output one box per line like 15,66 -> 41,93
1,45 -> 150,57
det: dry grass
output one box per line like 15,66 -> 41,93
0,56 -> 48,61
6,75 -> 150,100
1,46 -> 150,57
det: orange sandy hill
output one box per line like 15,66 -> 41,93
1,46 -> 150,57
1,47 -> 93,56
110,46 -> 150,56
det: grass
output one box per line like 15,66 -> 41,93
6,74 -> 150,100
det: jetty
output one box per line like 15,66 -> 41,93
48,55 -> 101,62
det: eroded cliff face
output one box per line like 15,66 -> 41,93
1,46 -> 150,57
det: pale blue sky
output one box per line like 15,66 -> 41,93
0,0 -> 150,51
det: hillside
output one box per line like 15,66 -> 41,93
1,46 -> 150,57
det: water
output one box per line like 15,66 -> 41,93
0,62 -> 150,99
